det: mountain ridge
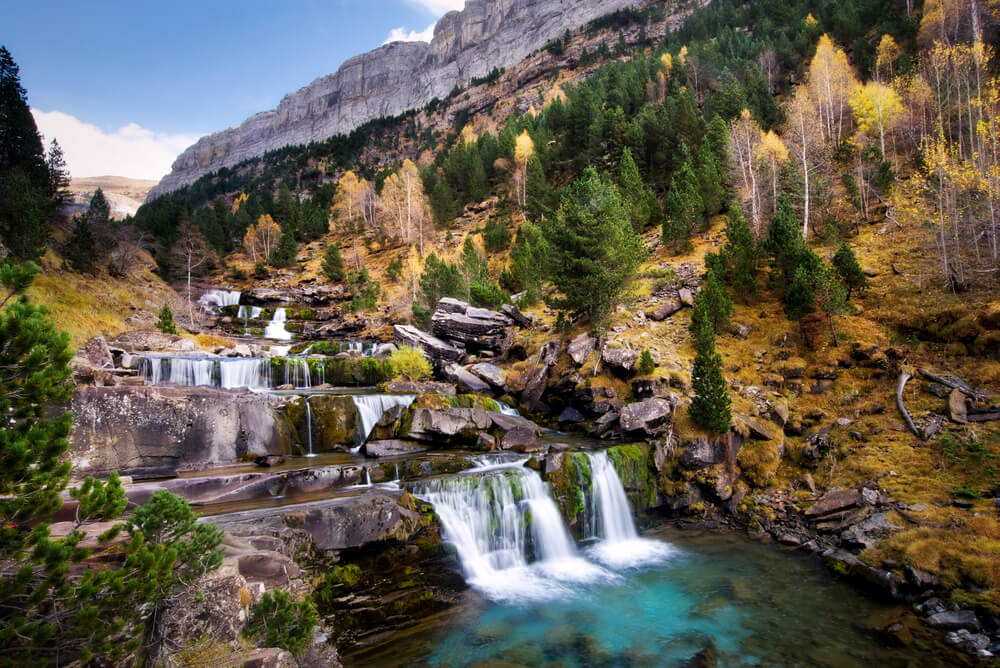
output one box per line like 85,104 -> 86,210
147,0 -> 647,201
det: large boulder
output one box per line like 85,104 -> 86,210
393,325 -> 462,364
646,300 -> 682,321
601,342 -> 638,372
70,386 -> 293,478
403,407 -> 495,443
430,299 -> 513,352
567,333 -> 595,366
678,438 -> 725,470
111,330 -> 196,353
211,491 -> 424,552
442,363 -> 492,393
619,398 -> 673,436
83,336 -> 114,368
468,362 -> 506,390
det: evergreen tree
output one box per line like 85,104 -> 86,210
544,168 -> 645,331
275,182 -> 296,230
832,242 -> 868,299
617,147 -> 648,232
87,187 -> 111,224
386,256 -> 403,283
721,206 -> 757,300
65,216 -> 95,272
0,169 -> 47,261
699,268 -> 733,331
662,144 -> 703,247
268,223 -> 298,268
689,310 -> 731,436
524,154 -> 552,221
429,177 -> 457,226
766,193 -> 803,289
637,349 -> 656,375
501,221 -> 548,305
783,264 -> 816,320
322,243 -> 345,282
696,134 -> 725,217
156,303 -> 178,334
45,138 -> 70,207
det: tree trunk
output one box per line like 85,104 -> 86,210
186,255 -> 194,329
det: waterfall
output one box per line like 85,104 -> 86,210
496,401 -> 520,416
350,394 -> 417,448
304,398 -> 316,457
585,451 -> 674,568
138,356 -> 272,389
284,358 -> 311,388
238,305 -> 262,334
264,308 -> 293,340
199,289 -> 241,311
414,461 -> 610,602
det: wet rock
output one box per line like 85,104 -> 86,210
619,398 -> 673,436
255,455 -> 286,467
363,440 -> 429,457
298,395 -> 361,451
393,324 -> 463,364
501,428 -> 543,452
476,433 -> 497,451
840,512 -> 900,551
442,363 -> 491,393
646,299 -> 682,321
927,610 -> 981,632
567,333 -> 596,366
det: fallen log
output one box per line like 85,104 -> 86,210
897,368 -> 921,438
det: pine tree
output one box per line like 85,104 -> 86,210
322,243 -> 345,282
544,168 -> 645,331
696,134 -> 725,217
699,268 -> 733,331
783,264 -> 816,320
156,303 -> 178,334
617,147 -> 648,232
832,242 -> 868,299
766,193 -> 803,289
721,206 -> 757,300
662,144 -> 703,248
689,310 -> 731,436
65,216 -> 96,272
524,154 -> 551,221
269,223 -> 298,268
45,138 -> 70,207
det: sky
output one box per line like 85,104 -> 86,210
4,0 -> 465,180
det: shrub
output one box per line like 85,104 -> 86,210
389,345 -> 433,380
386,257 -> 403,282
637,349 -> 656,375
247,590 -> 318,656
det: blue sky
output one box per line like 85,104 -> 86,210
4,0 -> 463,179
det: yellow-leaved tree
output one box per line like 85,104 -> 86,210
756,129 -> 789,220
728,109 -> 764,236
513,130 -> 535,211
808,35 -> 858,145
783,85 -> 822,237
243,214 -> 281,264
850,81 -> 904,158
332,170 -> 365,268
381,159 -> 429,254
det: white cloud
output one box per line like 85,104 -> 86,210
31,109 -> 197,181
406,0 -> 464,15
383,23 -> 437,44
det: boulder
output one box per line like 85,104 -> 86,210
442,363 -> 492,393
601,342 -> 638,372
298,395 -> 361,451
567,333 -> 596,366
558,406 -> 586,424
374,343 -> 397,359
211,491 -> 424,552
678,438 -> 725,470
468,362 -> 506,390
237,550 -> 301,589
70,386 -> 293,479
240,648 -> 296,668
501,428 -> 543,452
927,610 -> 981,632
363,440 -> 429,457
619,398 -> 673,436
521,339 -> 562,411
678,288 -> 695,307
476,433 -> 497,450
646,300 -> 682,321
948,388 -> 968,424
805,489 -> 861,517
393,325 -> 463,364
383,380 -> 455,395
83,336 -> 114,368
404,407 -> 494,443
731,414 -> 782,442
111,330 -> 196,353
430,300 -> 512,352
501,303 -> 532,328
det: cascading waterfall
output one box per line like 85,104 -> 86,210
496,401 -> 521,416
138,356 -> 325,390
304,398 -> 316,457
199,289 -> 241,311
413,459 -> 610,602
237,305 -> 262,334
350,394 -> 417,449
585,451 -> 674,568
264,308 -> 293,340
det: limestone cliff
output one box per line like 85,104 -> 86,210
148,0 -> 645,200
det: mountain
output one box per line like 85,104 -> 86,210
147,0 -> 646,200
67,176 -> 158,218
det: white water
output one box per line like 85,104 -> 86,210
199,289 -> 241,312
414,462 -> 611,603
138,356 -> 323,390
586,451 -> 675,569
350,394 -> 417,449
263,308 -> 293,340
237,305 -> 263,334
304,398 -> 316,457
496,401 -> 521,416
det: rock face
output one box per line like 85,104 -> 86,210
149,0 -> 645,198
70,386 -> 293,478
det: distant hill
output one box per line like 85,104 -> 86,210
68,176 -> 158,218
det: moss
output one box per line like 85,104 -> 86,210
607,444 -> 656,511
737,440 -> 782,489
544,452 -> 592,534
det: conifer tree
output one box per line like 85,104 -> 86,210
65,216 -> 96,273
696,134 -> 725,217
322,242 -> 345,282
832,242 -> 868,299
699,268 -> 733,331
662,144 -> 703,248
783,264 -> 816,320
45,138 -> 70,207
689,306 -> 731,436
617,147 -> 648,232
269,223 -> 298,268
766,193 -> 803,289
156,303 -> 178,334
544,168 -> 645,331
721,206 -> 757,300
